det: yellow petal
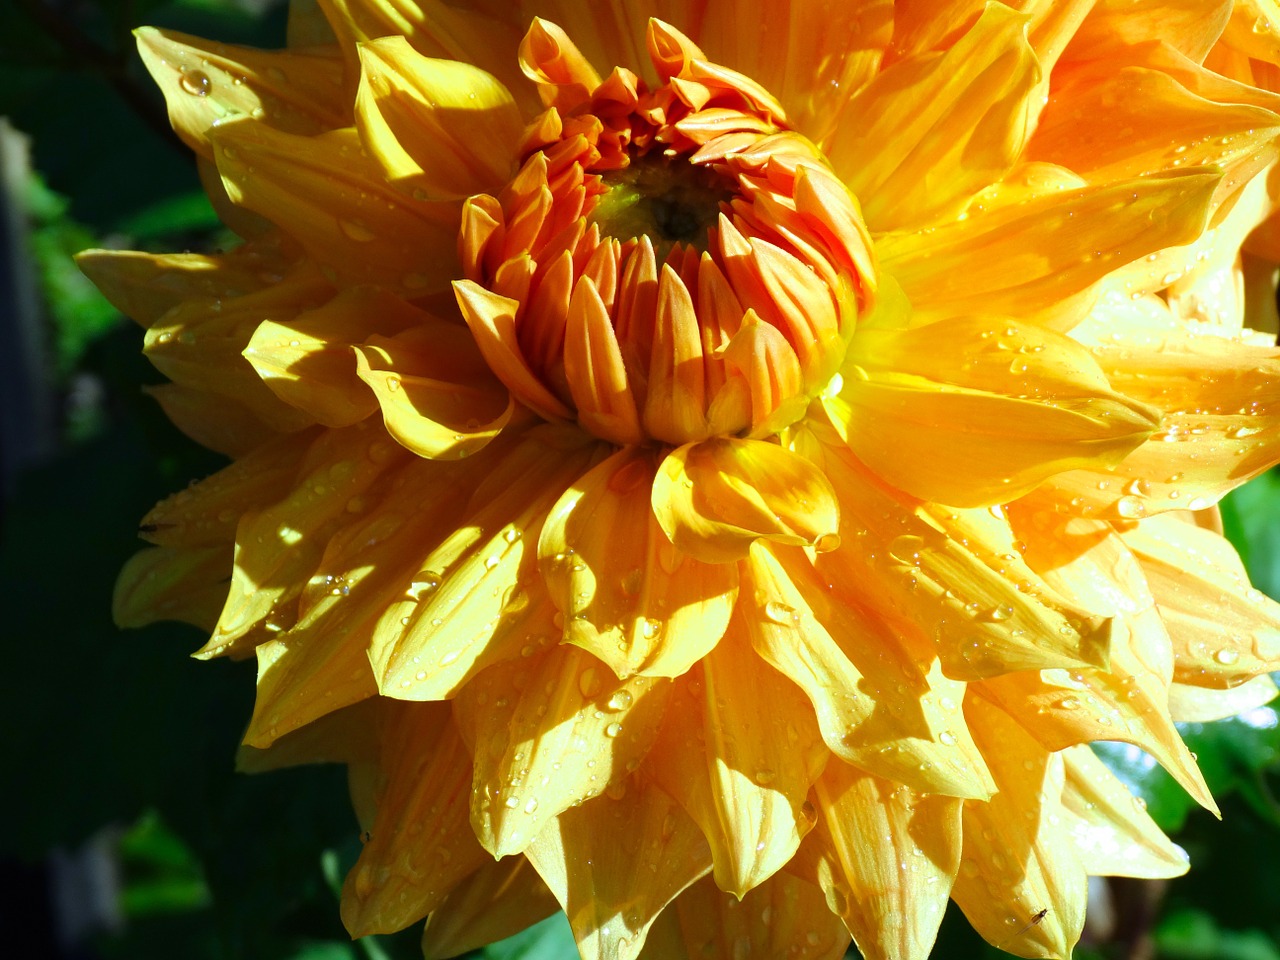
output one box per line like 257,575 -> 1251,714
244,287 -> 425,428
1059,745 -> 1190,880
807,421 -> 1113,679
211,123 -> 461,294
563,272 -> 646,446
236,698 -> 378,773
652,437 -> 840,564
1168,675 -> 1279,722
145,265 -> 333,432
113,544 -> 231,633
145,382 -> 283,457
951,695 -> 1086,959
638,871 -> 850,960
539,447 -> 738,678
1067,0 -> 1233,63
1122,514 -> 1280,688
984,515 -> 1217,814
878,170 -> 1220,318
815,764 -> 961,960
1028,62 -> 1280,190
827,3 -> 1042,231
646,615 -> 827,897
341,702 -> 489,936
356,37 -> 523,199
369,431 -> 602,700
135,27 -> 346,159
75,243 -> 284,327
524,779 -> 712,960
355,326 -> 514,460
316,0 -> 532,110
742,544 -> 996,800
833,315 -> 1160,507
421,857 -> 560,959
456,644 -> 671,859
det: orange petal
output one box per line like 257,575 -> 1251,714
539,447 -> 738,678
457,644 -> 671,859
145,382 -> 283,457
652,437 -> 840,563
951,695 -> 1087,959
356,37 -> 524,199
524,779 -> 712,960
210,123 -> 461,294
519,18 -> 603,111
646,616 -> 827,897
421,857 -> 560,958
340,703 -> 489,936
113,545 -> 231,633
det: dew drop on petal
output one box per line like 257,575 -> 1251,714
180,70 -> 211,97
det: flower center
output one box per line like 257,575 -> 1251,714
589,157 -> 733,254
453,19 -> 876,448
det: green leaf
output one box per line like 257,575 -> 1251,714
480,913 -> 576,960
1156,908 -> 1280,960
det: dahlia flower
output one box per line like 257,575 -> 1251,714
86,1 -> 1280,958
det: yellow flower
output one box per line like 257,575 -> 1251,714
85,2 -> 1280,959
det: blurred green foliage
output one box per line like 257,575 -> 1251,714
3,1 -> 1279,959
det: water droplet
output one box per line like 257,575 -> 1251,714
607,689 -> 633,711
764,600 -> 797,624
523,797 -> 539,814
605,722 -> 623,738
1115,495 -> 1147,519
179,70 -> 211,97
339,219 -> 377,242
406,570 -> 441,600
754,768 -> 776,785
939,730 -> 957,746
1056,696 -> 1081,711
1214,648 -> 1240,665
504,795 -> 520,809
579,667 -> 602,698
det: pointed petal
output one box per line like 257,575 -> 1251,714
211,123 -> 461,294
244,288 -> 425,428
815,764 -> 961,960
355,325 -> 513,460
647,615 -> 827,897
539,446 -> 738,678
828,3 -> 1042,231
807,423 -> 1113,680
340,703 -> 488,936
356,37 -> 523,199
421,857 -> 560,959
1059,745 -> 1190,880
113,545 -> 231,633
236,698 -> 379,773
638,871 -> 850,960
742,544 -> 996,800
135,27 -> 346,159
1122,514 -> 1280,688
1168,675 -> 1279,722
878,171 -> 1220,318
519,18 -> 603,111
833,315 -> 1159,507
368,431 -> 602,700
652,437 -> 840,564
951,695 -> 1086,960
564,273 -> 646,446
524,780 -> 712,960
456,644 -> 671,859
146,382 -> 283,457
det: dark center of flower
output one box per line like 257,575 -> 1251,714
589,157 -> 734,255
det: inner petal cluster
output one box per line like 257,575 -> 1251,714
454,19 -> 876,447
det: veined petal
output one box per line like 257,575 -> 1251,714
814,764 -> 961,960
828,3 -> 1042,232
1065,0 -> 1233,63
356,38 -> 524,199
951,695 -> 1086,960
341,702 -> 488,936
638,871 -> 850,960
1059,745 -> 1190,880
135,27 -> 346,159
140,429 -> 315,548
456,644 -> 671,859
211,123 -> 461,293
833,315 -> 1160,507
369,429 -> 603,700
524,779 -> 712,960
646,615 -> 827,897
742,544 -> 996,800
420,857 -> 560,959
539,447 -> 738,678
113,544 -> 232,633
355,325 -> 514,460
877,170 -> 1221,319
652,437 -> 840,563
244,287 -> 423,428
1121,514 -> 1280,687
806,419 -> 1114,680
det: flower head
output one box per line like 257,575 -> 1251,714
89,2 -> 1280,959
